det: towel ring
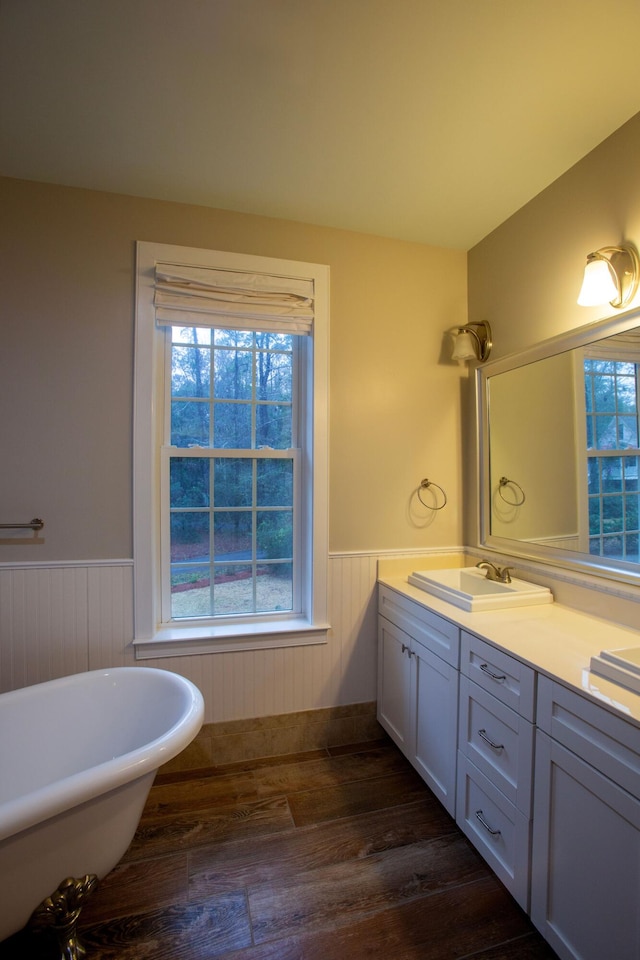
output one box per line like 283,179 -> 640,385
417,479 -> 448,511
498,477 -> 526,506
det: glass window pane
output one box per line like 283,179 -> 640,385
624,456 -> 639,491
589,498 -> 601,536
171,400 -> 210,446
257,511 -> 293,559
256,332 -> 293,351
593,360 -> 614,374
602,535 -> 623,558
214,511 -> 252,560
602,495 -> 623,529
618,416 -> 638,448
601,458 -> 622,492
587,458 -> 600,495
625,494 -> 640,531
213,402 -> 252,448
616,375 -> 637,413
172,326 -> 211,345
172,345 -> 211,398
171,564 -> 212,618
256,562 -> 293,612
170,513 -> 209,563
593,375 -> 616,412
595,416 -> 617,450
256,403 -> 292,448
256,350 -> 292,402
214,349 -> 253,399
170,458 -> 210,507
214,458 -> 253,507
214,329 -> 253,348
257,459 -> 293,506
625,533 -> 639,560
213,564 -> 254,614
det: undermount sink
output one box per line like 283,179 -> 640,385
590,647 -> 640,694
407,566 -> 553,612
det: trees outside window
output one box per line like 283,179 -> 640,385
167,327 -> 296,619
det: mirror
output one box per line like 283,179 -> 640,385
478,307 -> 640,585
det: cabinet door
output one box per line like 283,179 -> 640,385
377,616 -> 413,753
531,730 -> 640,960
413,638 -> 458,816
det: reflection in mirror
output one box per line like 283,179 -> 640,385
478,309 -> 640,584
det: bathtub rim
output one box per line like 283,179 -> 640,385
0,666 -> 204,843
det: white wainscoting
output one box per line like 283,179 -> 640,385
0,551 -> 432,722
0,561 -> 135,693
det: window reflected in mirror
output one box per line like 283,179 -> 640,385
479,310 -> 640,584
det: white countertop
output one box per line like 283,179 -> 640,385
379,573 -> 640,727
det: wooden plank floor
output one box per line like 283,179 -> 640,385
1,738 -> 559,960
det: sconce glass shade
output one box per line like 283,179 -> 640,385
577,256 -> 619,306
451,331 -> 477,361
449,320 -> 492,362
577,244 -> 640,309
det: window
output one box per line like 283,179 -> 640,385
582,353 -> 640,562
133,243 -> 329,656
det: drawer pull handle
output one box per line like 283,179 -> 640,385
475,809 -> 501,837
480,663 -> 506,682
478,728 -> 504,751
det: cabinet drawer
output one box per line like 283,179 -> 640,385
461,632 -> 535,720
456,754 -> 530,911
537,675 -> 640,799
378,585 -> 459,667
458,675 -> 534,815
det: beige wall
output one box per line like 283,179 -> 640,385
469,112 -> 640,357
466,111 -> 640,548
0,177 -> 467,562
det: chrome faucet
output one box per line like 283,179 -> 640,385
476,560 -> 512,584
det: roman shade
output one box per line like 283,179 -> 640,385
154,263 -> 314,334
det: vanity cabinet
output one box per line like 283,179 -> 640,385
455,632 -> 535,910
377,577 -> 640,958
531,676 -> 640,960
377,585 -> 459,816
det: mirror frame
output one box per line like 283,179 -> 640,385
477,305 -> 640,586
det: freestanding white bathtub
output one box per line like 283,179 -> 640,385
0,666 -> 204,945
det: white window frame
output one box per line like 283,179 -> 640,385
133,241 -> 330,657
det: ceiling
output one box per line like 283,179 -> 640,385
3,0 -> 640,250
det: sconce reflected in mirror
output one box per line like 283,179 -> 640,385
450,320 -> 492,362
577,243 -> 639,308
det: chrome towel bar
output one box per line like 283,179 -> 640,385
0,518 -> 44,530
0,518 -> 45,545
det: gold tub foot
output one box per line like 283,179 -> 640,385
30,875 -> 98,960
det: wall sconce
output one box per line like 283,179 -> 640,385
450,320 -> 492,362
577,243 -> 640,308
